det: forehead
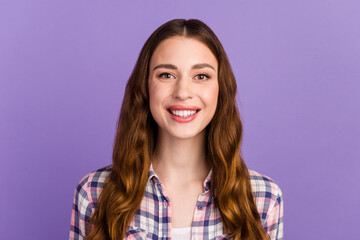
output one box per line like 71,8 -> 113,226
149,36 -> 218,70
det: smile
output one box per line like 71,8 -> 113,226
167,105 -> 201,122
170,110 -> 197,118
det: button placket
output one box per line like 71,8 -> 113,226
197,202 -> 204,210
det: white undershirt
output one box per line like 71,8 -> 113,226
171,227 -> 191,240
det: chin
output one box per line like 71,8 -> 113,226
173,134 -> 198,140
168,128 -> 206,140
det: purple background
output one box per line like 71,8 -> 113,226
1,0 -> 359,239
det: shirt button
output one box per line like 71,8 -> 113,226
197,204 -> 203,210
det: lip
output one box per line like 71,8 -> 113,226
167,105 -> 201,111
166,105 -> 201,123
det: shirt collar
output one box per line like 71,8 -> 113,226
203,168 -> 212,192
148,163 -> 161,184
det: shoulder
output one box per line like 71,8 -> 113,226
78,165 -> 113,189
249,169 -> 282,201
74,165 -> 113,208
249,169 -> 283,228
70,166 -> 113,238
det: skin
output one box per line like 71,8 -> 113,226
148,36 -> 219,228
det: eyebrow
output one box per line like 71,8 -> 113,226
153,63 -> 216,71
153,64 -> 177,71
192,63 -> 216,71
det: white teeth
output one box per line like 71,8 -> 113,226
170,109 -> 197,118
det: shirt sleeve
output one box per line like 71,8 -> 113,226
264,186 -> 284,240
69,174 -> 95,240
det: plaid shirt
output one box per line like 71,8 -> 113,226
70,165 -> 283,240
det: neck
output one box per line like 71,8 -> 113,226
152,129 -> 210,186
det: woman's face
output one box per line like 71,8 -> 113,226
148,36 -> 219,140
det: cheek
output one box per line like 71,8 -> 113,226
148,81 -> 166,121
204,84 -> 219,110
149,86 -> 158,116
149,80 -> 160,104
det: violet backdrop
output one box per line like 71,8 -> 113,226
1,0 -> 359,239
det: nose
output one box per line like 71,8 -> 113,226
173,77 -> 193,100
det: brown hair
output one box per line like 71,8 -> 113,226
86,19 -> 269,240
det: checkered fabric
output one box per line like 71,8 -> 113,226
70,165 -> 283,240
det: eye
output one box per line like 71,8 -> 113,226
158,73 -> 175,79
195,74 -> 210,80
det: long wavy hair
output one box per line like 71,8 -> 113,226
86,19 -> 269,240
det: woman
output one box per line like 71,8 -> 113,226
70,19 -> 283,240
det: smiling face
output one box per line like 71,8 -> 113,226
148,36 -> 219,140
